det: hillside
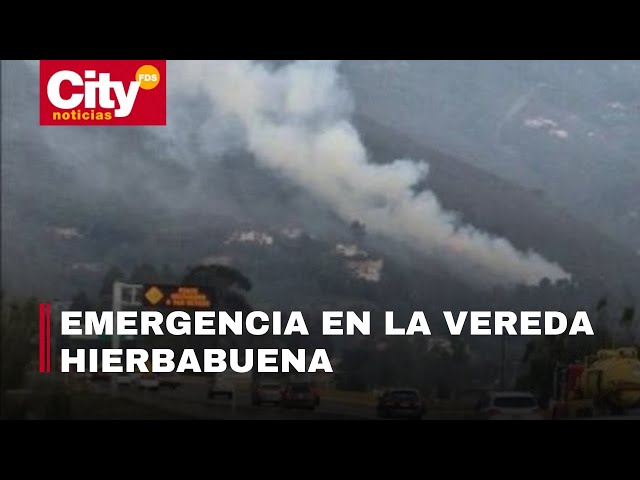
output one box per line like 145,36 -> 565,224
342,60 -> 640,254
354,115 -> 640,298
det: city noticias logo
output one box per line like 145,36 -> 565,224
40,60 -> 166,126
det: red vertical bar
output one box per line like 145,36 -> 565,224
39,303 -> 45,373
46,304 -> 51,373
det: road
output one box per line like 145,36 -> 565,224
93,382 -> 382,420
79,382 -> 640,420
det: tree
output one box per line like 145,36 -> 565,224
619,306 -> 636,345
450,337 -> 470,365
516,323 -> 613,403
180,265 -> 254,317
98,266 -> 126,310
129,263 -> 159,284
336,346 -> 369,391
180,264 -> 255,357
223,291 -> 253,313
70,291 -> 92,311
620,306 -> 635,327
182,265 -> 252,293
159,264 -> 177,283
1,296 -> 39,391
596,297 -> 608,312
99,266 -> 126,296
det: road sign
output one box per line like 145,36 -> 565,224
142,284 -> 215,309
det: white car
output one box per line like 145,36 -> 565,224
137,373 -> 160,391
475,391 -> 544,420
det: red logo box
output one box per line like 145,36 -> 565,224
40,60 -> 166,126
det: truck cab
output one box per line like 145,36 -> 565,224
552,348 -> 640,418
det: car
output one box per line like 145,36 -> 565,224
115,373 -> 134,386
474,391 -> 544,420
310,384 -> 321,406
137,373 -> 160,391
158,374 -> 182,390
207,372 -> 253,400
207,376 -> 234,400
286,376 -> 320,405
252,382 -> 283,406
281,382 -> 317,410
376,389 -> 426,420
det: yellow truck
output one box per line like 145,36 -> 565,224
551,347 -> 640,418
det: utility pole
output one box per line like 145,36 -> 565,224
110,282 -> 123,397
500,335 -> 507,390
109,282 -> 143,397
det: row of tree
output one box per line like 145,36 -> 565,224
4,257 -> 636,400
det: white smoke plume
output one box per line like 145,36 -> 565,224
168,60 -> 571,287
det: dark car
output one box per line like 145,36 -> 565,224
158,374 -> 182,390
281,382 -> 317,410
376,389 -> 425,420
252,382 -> 283,406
